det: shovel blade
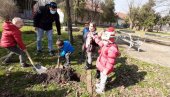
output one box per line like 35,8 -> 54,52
33,64 -> 47,74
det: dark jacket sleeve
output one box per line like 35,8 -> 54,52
54,13 -> 61,35
33,6 -> 43,27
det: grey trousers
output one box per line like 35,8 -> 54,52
86,51 -> 92,64
2,46 -> 26,66
63,53 -> 71,66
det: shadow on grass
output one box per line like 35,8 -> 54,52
106,57 -> 147,91
0,71 -> 68,97
25,88 -> 68,97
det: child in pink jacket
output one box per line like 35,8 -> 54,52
91,27 -> 120,94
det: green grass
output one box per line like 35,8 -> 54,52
145,31 -> 170,36
0,26 -> 170,97
0,21 -> 2,32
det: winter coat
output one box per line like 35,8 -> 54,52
82,27 -> 89,42
33,6 -> 61,35
93,36 -> 120,75
85,31 -> 98,52
0,21 -> 26,50
59,41 -> 74,57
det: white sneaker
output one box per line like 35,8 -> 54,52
95,88 -> 104,94
95,83 -> 100,88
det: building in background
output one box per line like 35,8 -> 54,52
115,12 -> 128,28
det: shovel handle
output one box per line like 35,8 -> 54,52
56,49 -> 60,68
25,50 -> 35,66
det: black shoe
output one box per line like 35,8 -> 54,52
49,50 -> 56,56
95,70 -> 100,79
84,61 -> 92,70
22,63 -> 31,68
2,61 -> 11,65
84,65 -> 89,70
36,50 -> 42,55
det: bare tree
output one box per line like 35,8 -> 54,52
127,0 -> 135,29
155,0 -> 170,15
127,0 -> 143,29
0,0 -> 18,20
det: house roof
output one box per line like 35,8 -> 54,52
116,12 -> 127,20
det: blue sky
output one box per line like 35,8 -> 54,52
114,0 -> 148,13
114,0 -> 169,16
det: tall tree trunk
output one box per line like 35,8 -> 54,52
129,18 -> 133,29
65,0 -> 73,44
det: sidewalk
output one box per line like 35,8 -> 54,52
120,42 -> 170,67
117,30 -> 170,67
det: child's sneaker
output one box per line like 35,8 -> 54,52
64,62 -> 70,68
22,63 -> 31,68
84,61 -> 92,70
1,60 -> 11,65
49,50 -> 56,56
35,50 -> 42,55
95,87 -> 104,94
95,83 -> 100,88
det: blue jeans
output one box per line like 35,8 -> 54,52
36,28 -> 53,51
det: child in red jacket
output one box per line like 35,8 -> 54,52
0,17 -> 30,67
91,27 -> 120,94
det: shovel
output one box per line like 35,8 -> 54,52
55,49 -> 62,68
25,50 -> 47,74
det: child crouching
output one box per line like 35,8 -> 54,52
56,40 -> 74,68
91,27 -> 120,94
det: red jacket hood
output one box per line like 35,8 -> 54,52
2,21 -> 17,31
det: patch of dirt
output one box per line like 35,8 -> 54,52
0,68 -> 85,97
33,67 -> 81,85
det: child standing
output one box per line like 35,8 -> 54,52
0,17 -> 30,67
81,22 -> 89,61
84,22 -> 98,69
91,27 -> 120,94
82,22 -> 89,43
56,40 -> 74,68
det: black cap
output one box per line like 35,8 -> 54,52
49,2 -> 57,8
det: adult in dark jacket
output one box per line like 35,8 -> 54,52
0,17 -> 30,67
33,2 -> 61,56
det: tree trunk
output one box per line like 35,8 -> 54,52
159,24 -> 162,31
65,0 -> 73,44
129,18 -> 133,29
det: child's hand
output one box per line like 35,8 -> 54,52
98,30 -> 104,37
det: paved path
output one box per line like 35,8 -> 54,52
119,42 -> 170,67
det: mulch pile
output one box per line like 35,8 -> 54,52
33,67 -> 80,85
